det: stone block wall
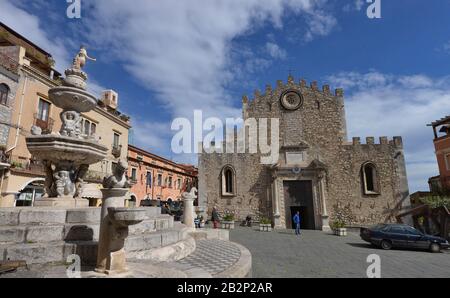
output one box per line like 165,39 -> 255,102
327,137 -> 409,226
199,151 -> 272,221
0,67 -> 19,147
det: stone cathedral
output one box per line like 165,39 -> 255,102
198,75 -> 410,230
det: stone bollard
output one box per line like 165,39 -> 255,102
182,187 -> 197,229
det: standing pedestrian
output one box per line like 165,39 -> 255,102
293,211 -> 301,236
212,207 -> 220,229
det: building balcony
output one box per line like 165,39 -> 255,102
8,156 -> 45,176
34,114 -> 55,135
85,170 -> 108,183
112,144 -> 122,158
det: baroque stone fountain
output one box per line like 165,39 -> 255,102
26,47 -> 108,207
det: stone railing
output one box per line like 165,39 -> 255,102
0,52 -> 19,74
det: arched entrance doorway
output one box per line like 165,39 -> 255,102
16,178 -> 45,207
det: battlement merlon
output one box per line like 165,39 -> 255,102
349,136 -> 404,149
242,75 -> 346,105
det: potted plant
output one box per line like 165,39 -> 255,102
259,217 -> 272,232
331,220 -> 347,236
221,214 -> 235,230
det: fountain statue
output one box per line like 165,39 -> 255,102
26,47 -> 108,207
95,160 -> 147,275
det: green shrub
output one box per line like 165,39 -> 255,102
223,214 -> 234,222
11,161 -> 23,168
421,195 -> 450,209
330,220 -> 346,230
260,217 -> 271,225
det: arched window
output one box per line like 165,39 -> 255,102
221,165 -> 236,196
0,84 -> 10,106
361,162 -> 380,195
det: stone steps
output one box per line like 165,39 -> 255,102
0,207 -> 161,226
0,206 -> 190,265
0,223 -> 189,265
0,215 -> 174,245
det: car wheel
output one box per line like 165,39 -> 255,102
430,243 -> 441,253
381,240 -> 392,250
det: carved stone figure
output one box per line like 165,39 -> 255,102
44,161 -> 56,197
54,170 -> 76,197
103,160 -> 131,189
73,46 -> 96,70
60,110 -> 82,138
182,187 -> 198,200
75,164 -> 89,198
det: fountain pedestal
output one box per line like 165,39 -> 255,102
95,188 -> 147,275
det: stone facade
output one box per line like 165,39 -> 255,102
0,46 -> 20,147
128,144 -> 198,206
199,76 -> 410,230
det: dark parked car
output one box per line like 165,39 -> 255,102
360,224 -> 449,253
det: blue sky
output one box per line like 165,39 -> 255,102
1,0 -> 450,192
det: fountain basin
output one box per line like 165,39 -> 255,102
48,86 -> 97,112
108,208 -> 148,228
26,135 -> 108,165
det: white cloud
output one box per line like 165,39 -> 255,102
443,41 -> 450,54
304,9 -> 337,42
326,71 -> 450,192
81,0 -> 337,153
343,0 -> 364,12
265,42 -> 287,59
0,0 -> 69,71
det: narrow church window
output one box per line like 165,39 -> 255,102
362,163 -> 380,195
0,84 -> 9,106
225,169 -> 233,193
221,166 -> 236,196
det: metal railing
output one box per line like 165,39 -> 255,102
8,155 -> 45,175
34,113 -> 55,134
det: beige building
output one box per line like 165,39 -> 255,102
0,23 -> 131,207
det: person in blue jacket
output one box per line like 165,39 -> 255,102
293,211 -> 301,236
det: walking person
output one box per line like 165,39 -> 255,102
212,207 -> 220,229
194,216 -> 201,229
293,211 -> 301,236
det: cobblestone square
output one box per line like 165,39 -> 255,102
230,227 -> 450,278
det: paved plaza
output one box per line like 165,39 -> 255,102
177,239 -> 242,276
229,227 -> 450,278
